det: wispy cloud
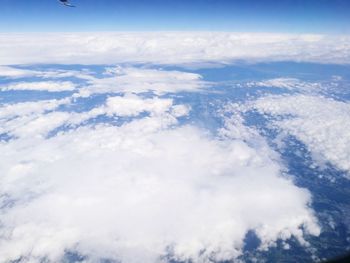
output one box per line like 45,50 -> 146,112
0,81 -> 76,92
244,78 -> 322,92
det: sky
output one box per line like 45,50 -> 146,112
0,0 -> 350,33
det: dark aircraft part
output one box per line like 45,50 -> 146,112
58,0 -> 76,7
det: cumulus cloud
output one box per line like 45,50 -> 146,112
247,94 -> 350,174
0,93 -> 320,262
104,94 -> 173,117
0,98 -> 72,139
0,66 -> 206,96
0,33 -> 349,65
0,81 -> 76,92
76,67 -> 207,97
0,94 -> 189,139
0,98 -> 70,120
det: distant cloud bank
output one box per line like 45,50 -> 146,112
0,33 -> 349,65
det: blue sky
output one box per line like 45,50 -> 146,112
0,0 -> 350,33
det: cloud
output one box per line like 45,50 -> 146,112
0,66 -> 41,78
0,66 -> 95,81
0,33 -> 349,65
0,98 -> 70,120
76,67 -> 207,97
0,94 -> 189,139
0,95 -> 320,262
0,98 -> 71,139
245,78 -> 322,92
0,81 -> 76,92
0,66 -> 206,96
104,94 -> 173,117
247,94 -> 350,174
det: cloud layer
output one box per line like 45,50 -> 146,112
0,68 -> 321,262
0,33 -> 349,65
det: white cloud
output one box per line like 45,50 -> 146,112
104,94 -> 173,117
0,66 -> 41,78
0,33 -> 349,65
0,98 -> 70,120
3,112 -> 72,139
0,96 -> 320,262
249,94 -> 350,174
0,95 -> 189,139
170,104 -> 191,118
245,78 -> 322,91
76,67 -> 207,97
0,66 -> 95,81
1,81 -> 76,92
0,65 -> 207,96
0,99 -> 71,139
